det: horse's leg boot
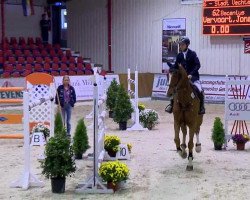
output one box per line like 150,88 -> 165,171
165,99 -> 174,113
198,91 -> 205,115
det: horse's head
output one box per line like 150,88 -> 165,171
167,64 -> 188,97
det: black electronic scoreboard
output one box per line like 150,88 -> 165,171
203,0 -> 250,35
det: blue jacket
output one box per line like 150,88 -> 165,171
55,85 -> 76,107
174,49 -> 201,82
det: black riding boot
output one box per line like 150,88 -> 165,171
165,99 -> 174,113
198,91 -> 205,115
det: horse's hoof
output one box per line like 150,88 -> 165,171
181,143 -> 187,150
178,149 -> 187,159
195,143 -> 201,153
186,165 -> 193,171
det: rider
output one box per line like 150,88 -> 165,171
165,36 -> 205,115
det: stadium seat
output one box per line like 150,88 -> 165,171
16,64 -> 24,72
49,49 -> 56,57
24,50 -> 31,57
69,63 -> 76,71
21,70 -> 32,77
51,71 -> 59,76
11,71 -> 20,78
77,70 -> 84,75
10,37 -> 17,45
58,49 -> 64,57
36,37 -> 42,45
41,49 -> 48,57
35,56 -> 43,64
24,64 -> 33,71
26,56 -> 34,64
85,70 -> 93,75
85,63 -> 92,70
68,70 -> 76,75
15,50 -> 23,57
34,63 -> 43,72
60,71 -> 68,76
66,50 -> 72,57
0,56 -> 3,64
43,63 -> 51,72
19,37 -> 26,45
69,57 -> 76,63
77,56 -> 83,64
77,63 -> 84,70
61,56 -> 68,63
8,56 -> 16,64
60,63 -> 68,71
44,56 -> 51,64
33,50 -> 41,57
28,37 -> 35,45
2,72 -> 11,78
51,63 -> 59,71
52,56 -> 60,64
17,57 -> 25,65
4,64 -> 14,72
5,50 -> 13,57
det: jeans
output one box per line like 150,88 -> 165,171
61,103 -> 72,136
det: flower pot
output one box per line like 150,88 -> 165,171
107,150 -> 117,157
109,111 -> 114,118
119,121 -> 127,130
236,142 -> 245,150
214,143 -> 222,150
75,153 -> 83,159
51,177 -> 66,193
107,181 -> 119,192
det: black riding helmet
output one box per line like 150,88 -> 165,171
179,37 -> 190,46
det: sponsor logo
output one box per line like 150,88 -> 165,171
228,102 -> 250,111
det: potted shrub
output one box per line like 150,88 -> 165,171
41,133 -> 76,193
106,79 -> 119,118
113,84 -> 134,130
211,117 -> 225,150
139,109 -> 159,130
72,118 -> 90,159
104,135 -> 121,157
40,112 -> 76,193
99,160 -> 129,192
54,111 -> 64,137
232,134 -> 250,150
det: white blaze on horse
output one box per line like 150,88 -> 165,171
167,65 -> 203,171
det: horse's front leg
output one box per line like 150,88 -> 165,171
186,128 -> 195,171
180,124 -> 187,159
174,122 -> 181,152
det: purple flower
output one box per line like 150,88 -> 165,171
232,134 -> 249,144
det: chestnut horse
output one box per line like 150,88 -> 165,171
167,65 -> 203,171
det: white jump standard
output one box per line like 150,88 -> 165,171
127,68 -> 148,131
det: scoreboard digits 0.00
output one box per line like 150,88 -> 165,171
203,0 -> 250,35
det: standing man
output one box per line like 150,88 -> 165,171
56,75 -> 76,137
40,14 -> 50,44
165,36 -> 205,115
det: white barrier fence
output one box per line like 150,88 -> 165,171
10,83 -> 55,190
127,68 -> 148,131
76,75 -> 112,193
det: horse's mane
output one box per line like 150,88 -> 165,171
176,65 -> 190,91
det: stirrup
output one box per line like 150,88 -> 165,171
165,104 -> 173,113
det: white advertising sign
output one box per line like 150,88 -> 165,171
151,74 -> 168,99
163,18 -> 186,31
54,74 -> 119,101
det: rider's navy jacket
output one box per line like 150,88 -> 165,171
174,49 -> 201,83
